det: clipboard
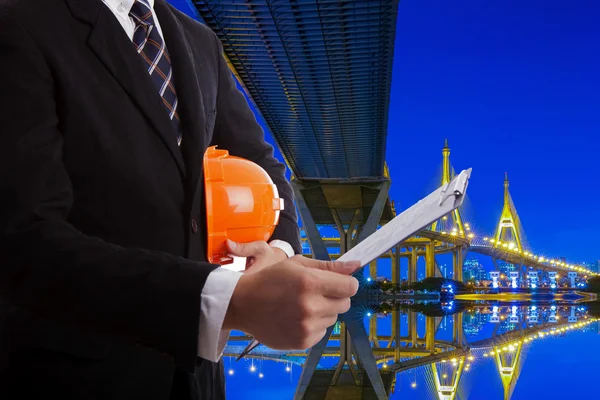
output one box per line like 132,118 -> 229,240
237,168 -> 473,360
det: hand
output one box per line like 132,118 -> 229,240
223,255 -> 362,350
226,239 -> 287,271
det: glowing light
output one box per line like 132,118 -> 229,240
286,366 -> 291,372
366,312 -> 372,317
228,369 -> 234,376
468,356 -> 474,361
259,373 -> 264,379
468,233 -> 474,239
411,382 -> 417,389
250,365 -> 256,373
382,363 -> 387,369
442,374 -> 448,378
366,277 -> 372,282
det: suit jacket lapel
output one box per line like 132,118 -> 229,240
154,0 -> 207,200
64,0 -> 186,178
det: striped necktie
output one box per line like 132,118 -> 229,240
129,0 -> 182,146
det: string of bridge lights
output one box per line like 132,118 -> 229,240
482,237 -> 598,277
376,317 -> 598,390
481,318 -> 599,358
437,221 -> 597,276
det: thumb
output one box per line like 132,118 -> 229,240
226,240 -> 269,258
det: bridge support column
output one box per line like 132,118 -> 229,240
426,316 -> 436,355
528,305 -> 538,324
568,272 -> 577,288
294,323 -> 336,400
509,305 -> 519,323
392,245 -> 400,284
409,312 -> 417,348
393,310 -> 401,361
453,247 -> 464,282
292,178 -> 390,400
369,260 -> 377,282
490,305 -> 500,323
291,181 -> 330,261
549,305 -> 558,323
453,312 -> 465,347
528,271 -> 539,289
426,241 -> 435,278
342,308 -> 388,400
548,271 -> 557,289
490,271 -> 500,289
569,306 -> 578,323
509,271 -> 519,289
369,314 -> 379,348
409,246 -> 418,284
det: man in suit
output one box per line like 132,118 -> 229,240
0,0 -> 361,399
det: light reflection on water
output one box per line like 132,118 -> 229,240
224,301 -> 600,399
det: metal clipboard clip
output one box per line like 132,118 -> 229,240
439,168 -> 471,206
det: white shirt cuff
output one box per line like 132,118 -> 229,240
269,239 -> 295,258
198,267 -> 243,362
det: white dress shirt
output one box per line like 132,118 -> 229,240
101,0 -> 295,363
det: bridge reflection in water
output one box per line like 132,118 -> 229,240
223,300 -> 600,400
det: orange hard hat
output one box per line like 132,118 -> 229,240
204,146 -> 284,265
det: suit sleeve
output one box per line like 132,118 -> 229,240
0,13 -> 210,373
210,34 -> 302,255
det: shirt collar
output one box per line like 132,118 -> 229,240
104,0 -> 155,14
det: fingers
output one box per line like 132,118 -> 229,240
320,297 -> 352,317
227,240 -> 269,258
313,272 -> 359,298
293,255 -> 362,275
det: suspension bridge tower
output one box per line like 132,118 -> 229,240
494,173 -> 524,253
430,139 -> 467,237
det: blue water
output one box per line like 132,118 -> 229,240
224,303 -> 600,399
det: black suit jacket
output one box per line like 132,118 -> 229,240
0,0 -> 301,398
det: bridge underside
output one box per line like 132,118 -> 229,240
194,0 -> 400,180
